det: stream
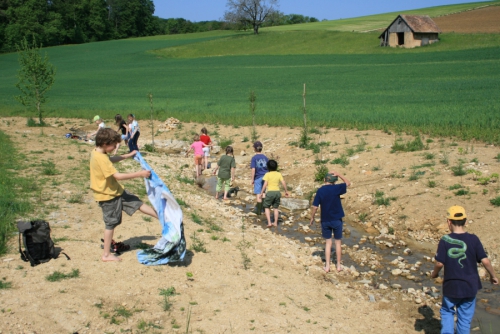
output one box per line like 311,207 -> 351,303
202,175 -> 499,331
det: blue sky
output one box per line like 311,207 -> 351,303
152,0 -> 487,21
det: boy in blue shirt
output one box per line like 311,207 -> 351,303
431,206 -> 498,334
309,171 -> 351,273
250,141 -> 268,215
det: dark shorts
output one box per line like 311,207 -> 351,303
263,191 -> 281,209
321,220 -> 343,240
98,190 -> 143,230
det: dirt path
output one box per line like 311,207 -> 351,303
0,117 -> 498,333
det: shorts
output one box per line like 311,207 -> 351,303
202,146 -> 210,157
253,177 -> 264,195
98,190 -> 143,230
262,191 -> 281,209
216,177 -> 231,192
194,155 -> 203,165
321,220 -> 343,240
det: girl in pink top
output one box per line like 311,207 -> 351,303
186,134 -> 209,177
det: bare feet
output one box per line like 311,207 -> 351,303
323,266 -> 330,273
273,223 -> 278,227
267,224 -> 272,228
337,264 -> 343,272
102,254 -> 122,262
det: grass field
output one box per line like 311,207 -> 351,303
264,1 -> 499,32
0,3 -> 499,143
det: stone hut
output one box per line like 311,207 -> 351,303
379,15 -> 442,48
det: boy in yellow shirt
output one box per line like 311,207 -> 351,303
260,160 -> 289,227
90,128 -> 158,262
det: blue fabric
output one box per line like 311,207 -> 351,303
435,233 -> 486,298
253,177 -> 264,195
312,183 -> 347,221
440,296 -> 476,334
134,152 -> 186,265
251,154 -> 268,180
321,220 -> 343,240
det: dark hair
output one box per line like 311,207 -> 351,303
193,134 -> 200,142
267,159 -> 278,171
225,146 -> 233,155
201,127 -> 208,135
114,114 -> 124,125
96,128 -> 121,147
450,218 -> 467,226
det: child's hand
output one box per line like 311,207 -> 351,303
141,170 -> 151,178
284,191 -> 289,197
491,276 -> 499,285
309,217 -> 314,226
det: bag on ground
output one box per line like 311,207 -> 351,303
17,220 -> 58,266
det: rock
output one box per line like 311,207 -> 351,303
415,298 -> 422,304
304,237 -> 312,242
212,146 -> 221,154
240,150 -> 246,156
368,294 -> 376,303
302,226 -> 311,233
391,284 -> 402,289
2,258 -> 13,262
391,269 -> 402,276
403,248 -> 412,255
379,284 -> 388,290
280,198 -> 310,211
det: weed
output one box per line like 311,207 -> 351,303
0,280 -> 12,289
41,161 -> 59,175
191,232 -> 207,253
211,235 -> 219,241
424,152 -> 435,160
490,197 -> 500,207
46,269 -> 80,282
237,222 -> 252,270
53,237 -> 68,244
374,190 -> 395,206
186,272 -> 193,278
440,152 -> 449,165
67,193 -> 84,204
314,164 -> 329,182
427,180 -> 437,188
191,212 -> 203,225
67,155 -> 74,160
448,184 -> 463,190
483,189 -> 489,195
451,162 -> 467,176
454,189 -> 469,196
303,306 -> 310,312
325,294 -> 334,300
495,153 -> 500,162
114,306 -> 132,318
478,177 -> 491,186
409,170 -> 425,181
222,237 -> 230,242
159,287 -> 177,311
143,143 -> 155,152
358,213 -> 368,222
176,198 -> 189,207
189,301 -> 198,305
219,137 -> 233,149
331,155 -> 349,167
176,175 -> 194,185
314,159 -> 329,165
242,136 -> 249,142
391,135 -> 425,153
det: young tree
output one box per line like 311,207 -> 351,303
224,0 -> 279,34
15,37 -> 56,125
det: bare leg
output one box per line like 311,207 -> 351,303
324,238 -> 332,273
273,208 -> 279,226
139,204 -> 158,219
264,208 -> 272,227
204,155 -> 208,170
102,229 -> 121,262
335,239 -> 343,271
215,191 -> 219,200
256,193 -> 262,203
223,190 -> 229,200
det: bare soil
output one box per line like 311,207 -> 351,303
434,5 -> 500,33
0,117 -> 499,333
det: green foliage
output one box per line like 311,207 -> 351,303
190,212 -> 203,225
190,232 -> 207,253
374,190 -> 395,206
15,37 -> 56,124
176,175 -> 195,185
358,213 -> 368,222
331,155 -> 349,167
46,269 -> 80,282
451,161 -> 467,176
424,152 -> 435,160
490,196 -> 500,206
454,189 -> 469,196
41,161 -> 58,175
219,137 -> 234,149
427,180 -> 437,188
409,170 -> 425,181
391,136 -> 425,153
142,143 -> 155,152
314,164 -> 329,182
448,184 -> 463,190
0,131 -> 33,256
0,280 -> 12,290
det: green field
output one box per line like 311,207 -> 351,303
0,3 -> 499,143
265,1 -> 498,32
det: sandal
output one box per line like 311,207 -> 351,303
100,239 -> 131,255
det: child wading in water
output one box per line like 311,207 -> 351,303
260,159 -> 288,227
213,146 -> 236,200
186,134 -> 209,178
127,114 -> 140,151
89,128 -> 158,262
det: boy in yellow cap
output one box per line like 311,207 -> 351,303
431,205 -> 498,334
87,115 -> 106,140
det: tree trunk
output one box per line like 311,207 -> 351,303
253,25 -> 259,34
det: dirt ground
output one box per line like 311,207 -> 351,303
433,5 -> 500,33
0,117 -> 499,333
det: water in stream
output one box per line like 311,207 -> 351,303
202,176 -> 499,331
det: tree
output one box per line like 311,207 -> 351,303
224,0 -> 279,34
15,37 -> 56,125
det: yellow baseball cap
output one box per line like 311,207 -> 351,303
447,205 -> 467,220
93,115 -> 101,122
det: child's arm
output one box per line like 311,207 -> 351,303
481,258 -> 499,284
213,165 -> 219,175
260,180 -> 268,197
114,169 -> 150,181
309,205 -> 318,226
330,170 -> 351,187
231,167 -> 235,181
431,261 -> 444,278
251,168 -> 256,184
185,147 -> 193,157
109,150 -> 136,163
281,178 -> 289,197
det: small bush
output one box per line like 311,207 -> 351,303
314,164 -> 329,182
176,175 -> 194,185
454,189 -> 469,196
424,153 -> 435,160
0,280 -> 12,289
331,155 -> 349,167
41,161 -> 59,175
495,153 -> 500,162
191,232 -> 207,253
46,269 -> 80,282
391,135 -> 425,153
143,143 -> 155,152
451,162 -> 467,176
448,184 -> 463,190
427,180 -> 437,188
490,197 -> 500,206
219,137 -> 233,149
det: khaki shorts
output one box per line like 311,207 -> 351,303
98,190 -> 143,230
262,191 -> 281,209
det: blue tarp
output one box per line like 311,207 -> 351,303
134,152 -> 186,265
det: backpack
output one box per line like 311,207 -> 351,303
17,220 -> 69,266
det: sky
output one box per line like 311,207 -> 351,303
152,0 -> 487,22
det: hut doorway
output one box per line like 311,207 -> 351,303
397,32 -> 404,45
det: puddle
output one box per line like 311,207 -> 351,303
202,175 -> 500,329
